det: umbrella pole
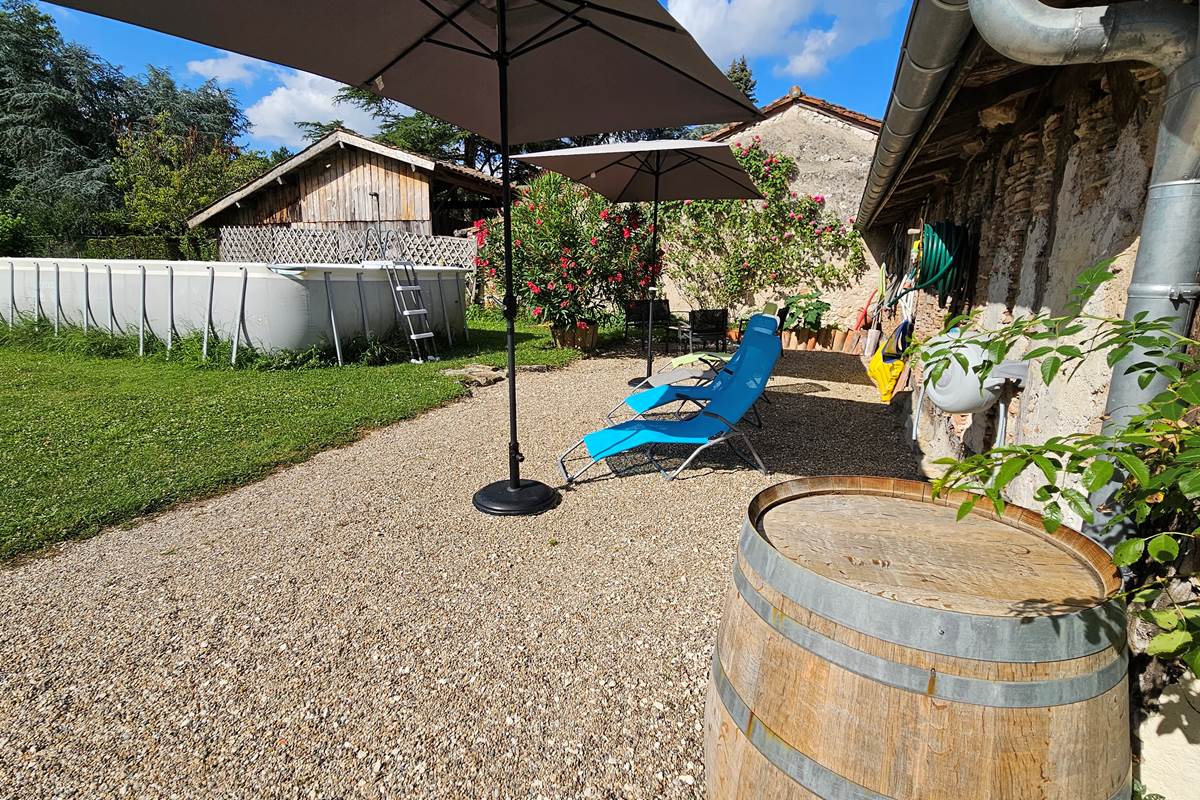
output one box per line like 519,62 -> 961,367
628,168 -> 661,387
473,0 -> 559,516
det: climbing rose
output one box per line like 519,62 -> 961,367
532,306 -> 542,317
622,228 -> 631,239
576,321 -> 588,330
599,209 -> 610,221
527,281 -> 541,294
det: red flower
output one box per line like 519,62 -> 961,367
474,257 -> 489,267
562,247 -> 571,255
589,237 -> 598,246
565,283 -> 574,291
532,306 -> 542,317
547,281 -> 556,290
535,219 -> 543,226
559,299 -> 569,308
472,219 -> 485,230
527,281 -> 541,294
599,209 -> 610,221
576,321 -> 588,330
622,228 -> 631,239
514,239 -> 521,248
487,268 -> 497,276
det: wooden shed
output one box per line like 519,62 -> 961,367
188,129 -> 502,237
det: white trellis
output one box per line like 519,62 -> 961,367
218,226 -> 477,267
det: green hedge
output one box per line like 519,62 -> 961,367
81,234 -> 218,261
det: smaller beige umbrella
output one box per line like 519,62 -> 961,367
519,140 -> 761,383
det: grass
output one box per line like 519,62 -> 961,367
0,312 -> 583,560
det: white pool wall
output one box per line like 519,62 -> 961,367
1,259 -> 470,354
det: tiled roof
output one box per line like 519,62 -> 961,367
702,86 -> 880,142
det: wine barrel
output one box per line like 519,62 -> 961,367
705,476 -> 1129,800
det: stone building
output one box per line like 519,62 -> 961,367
659,88 -> 882,323
858,1 -> 1198,793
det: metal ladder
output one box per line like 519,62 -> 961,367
381,259 -> 438,363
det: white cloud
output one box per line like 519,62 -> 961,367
244,71 -> 384,148
186,52 -> 264,85
668,0 -> 904,79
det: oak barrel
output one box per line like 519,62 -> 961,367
705,476 -> 1130,800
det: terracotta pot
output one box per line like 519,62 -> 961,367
727,327 -> 742,343
816,327 -> 834,351
831,329 -> 848,352
794,328 -> 813,351
843,329 -> 861,354
780,330 -> 796,350
551,321 -> 599,351
805,328 -> 819,350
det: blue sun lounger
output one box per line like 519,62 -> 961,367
606,313 -> 780,423
560,333 -> 781,483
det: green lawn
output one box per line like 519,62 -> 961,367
0,316 -> 579,559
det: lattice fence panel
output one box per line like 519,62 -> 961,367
218,226 -> 476,266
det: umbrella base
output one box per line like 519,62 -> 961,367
627,374 -> 652,387
473,478 -> 560,516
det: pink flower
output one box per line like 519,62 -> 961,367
813,194 -> 825,204
560,299 -> 569,308
622,228 -> 631,239
589,237 -> 598,246
535,219 -> 543,226
761,201 -> 769,210
565,283 -> 575,291
683,199 -> 693,205
514,239 -> 521,248
576,321 -> 588,330
547,281 -> 556,290
487,268 -> 497,276
532,306 -> 542,317
562,247 -> 571,255
527,281 -> 541,294
783,231 -> 794,239
599,209 -> 610,221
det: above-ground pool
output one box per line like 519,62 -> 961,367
2,258 -> 471,361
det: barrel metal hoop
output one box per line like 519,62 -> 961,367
711,648 -> 1133,800
733,561 -> 1128,708
739,519 -> 1126,663
711,648 -> 892,800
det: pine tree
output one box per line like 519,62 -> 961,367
726,56 -> 757,105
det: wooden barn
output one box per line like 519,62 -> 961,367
188,129 -> 502,238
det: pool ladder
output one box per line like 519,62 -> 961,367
383,260 -> 439,364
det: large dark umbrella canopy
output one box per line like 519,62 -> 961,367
49,0 -> 760,144
517,139 -> 761,201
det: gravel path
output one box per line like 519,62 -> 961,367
0,351 -> 920,799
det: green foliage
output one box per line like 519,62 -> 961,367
80,233 -> 218,261
475,171 -> 654,330
111,114 -> 270,234
296,119 -> 345,143
784,291 -> 831,330
661,137 -> 865,309
917,264 -> 1200,683
726,56 -> 757,104
0,313 -> 578,558
0,209 -> 30,255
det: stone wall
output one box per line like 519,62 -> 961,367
881,64 -> 1165,525
660,99 -> 881,329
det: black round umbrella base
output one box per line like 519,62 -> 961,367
473,479 -> 560,516
627,375 -> 651,387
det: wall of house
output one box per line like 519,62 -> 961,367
660,101 -> 881,327
211,148 -> 433,234
878,64 -> 1166,523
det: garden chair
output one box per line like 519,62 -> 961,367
623,298 -> 673,351
606,316 -> 779,423
669,304 -> 787,369
626,313 -> 778,396
676,309 -> 729,353
561,333 -> 780,483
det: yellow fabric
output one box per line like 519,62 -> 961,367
868,342 -> 906,403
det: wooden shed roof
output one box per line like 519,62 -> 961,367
702,86 -> 880,142
188,129 -> 502,228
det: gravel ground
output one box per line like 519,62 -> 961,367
0,350 -> 921,800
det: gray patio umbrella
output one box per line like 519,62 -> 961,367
519,139 -> 761,383
49,0 -> 759,516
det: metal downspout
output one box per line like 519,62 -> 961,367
969,0 -> 1200,546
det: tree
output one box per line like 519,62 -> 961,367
295,119 -> 346,143
111,114 -> 271,234
726,56 -> 757,105
0,0 -> 127,238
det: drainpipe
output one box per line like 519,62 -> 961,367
969,0 -> 1200,546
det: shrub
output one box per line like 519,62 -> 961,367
475,171 -> 655,328
0,211 -> 31,256
661,137 -> 865,309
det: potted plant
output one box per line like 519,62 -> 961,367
784,292 -> 830,351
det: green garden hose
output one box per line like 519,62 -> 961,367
890,221 -> 968,309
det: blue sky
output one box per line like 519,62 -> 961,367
39,0 -> 909,151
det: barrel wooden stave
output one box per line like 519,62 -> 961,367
706,476 -> 1131,800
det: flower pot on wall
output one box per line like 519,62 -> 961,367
551,322 -> 599,351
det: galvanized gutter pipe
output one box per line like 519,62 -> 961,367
858,0 -> 974,227
970,0 -> 1200,545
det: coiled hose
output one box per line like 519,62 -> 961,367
889,221 -> 967,309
